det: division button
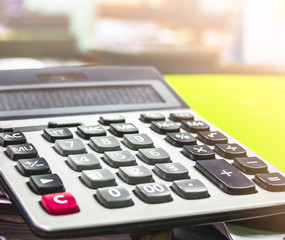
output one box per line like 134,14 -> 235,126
151,121 -> 180,134
0,131 -> 26,147
81,169 -> 117,189
29,173 -> 65,195
54,139 -> 86,156
99,115 -> 125,126
140,113 -> 165,123
169,112 -> 194,122
137,148 -> 171,165
254,172 -> 285,192
122,133 -> 154,150
172,179 -> 209,199
135,183 -> 173,203
182,145 -> 215,160
118,165 -> 153,185
197,131 -> 228,145
233,157 -> 268,174
41,192 -> 79,215
109,123 -> 139,137
181,120 -> 210,133
77,125 -> 106,139
154,162 -> 189,181
195,159 -> 256,195
166,132 -> 196,147
89,136 -> 121,153
43,128 -> 73,143
95,187 -> 134,208
67,153 -> 101,172
17,157 -> 50,176
103,150 -> 137,168
6,143 -> 38,161
214,143 -> 247,159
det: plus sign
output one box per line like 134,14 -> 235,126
220,170 -> 233,177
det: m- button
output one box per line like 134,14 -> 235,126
41,192 -> 79,215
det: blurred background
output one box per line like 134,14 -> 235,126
0,0 -> 285,74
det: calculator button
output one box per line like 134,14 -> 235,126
43,128 -> 73,143
41,192 -> 79,215
17,158 -> 50,176
96,187 -> 133,208
214,143 -> 247,159
172,179 -> 209,199
0,131 -> 26,147
99,115 -> 125,125
182,145 -> 215,160
166,132 -> 196,147
254,172 -> 285,192
154,162 -> 189,181
6,143 -> 38,161
181,121 -> 210,133
29,173 -> 65,195
103,150 -> 137,168
77,125 -> 106,139
151,121 -> 180,134
233,157 -> 268,174
140,113 -> 165,123
67,153 -> 101,172
122,133 -> 154,150
81,169 -> 117,189
195,159 -> 256,195
135,183 -> 173,203
197,131 -> 228,145
89,136 -> 121,153
118,165 -> 153,185
54,139 -> 86,156
109,123 -> 139,137
169,112 -> 194,122
137,148 -> 171,165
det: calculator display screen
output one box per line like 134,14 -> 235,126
0,85 -> 164,112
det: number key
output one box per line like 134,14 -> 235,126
122,133 -> 154,150
89,136 -> 121,153
137,148 -> 171,165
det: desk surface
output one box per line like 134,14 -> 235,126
165,74 -> 285,172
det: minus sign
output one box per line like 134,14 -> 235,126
246,161 -> 258,164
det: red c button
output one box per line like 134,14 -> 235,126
41,192 -> 78,215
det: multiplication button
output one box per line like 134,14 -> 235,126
96,187 -> 133,208
182,145 -> 215,160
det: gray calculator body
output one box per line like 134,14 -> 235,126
0,66 -> 284,238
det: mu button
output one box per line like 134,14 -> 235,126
41,192 -> 79,215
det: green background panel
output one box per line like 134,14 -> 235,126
165,75 -> 285,172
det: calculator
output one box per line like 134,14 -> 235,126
0,66 -> 284,238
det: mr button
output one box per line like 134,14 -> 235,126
41,192 -> 79,215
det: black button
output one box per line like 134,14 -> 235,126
96,187 -> 133,208
233,157 -> 268,174
43,128 -> 73,143
172,179 -> 209,199
6,143 -> 38,161
166,132 -> 196,147
77,125 -> 106,139
195,159 -> 256,195
181,121 -> 210,133
17,158 -> 50,176
182,145 -> 215,160
99,115 -> 125,125
169,112 -> 194,122
122,133 -> 154,150
215,143 -> 247,159
0,131 -> 26,147
109,123 -> 138,137
151,121 -> 180,134
254,172 -> 285,192
28,173 -> 64,195
197,131 -> 228,145
140,113 -> 165,123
